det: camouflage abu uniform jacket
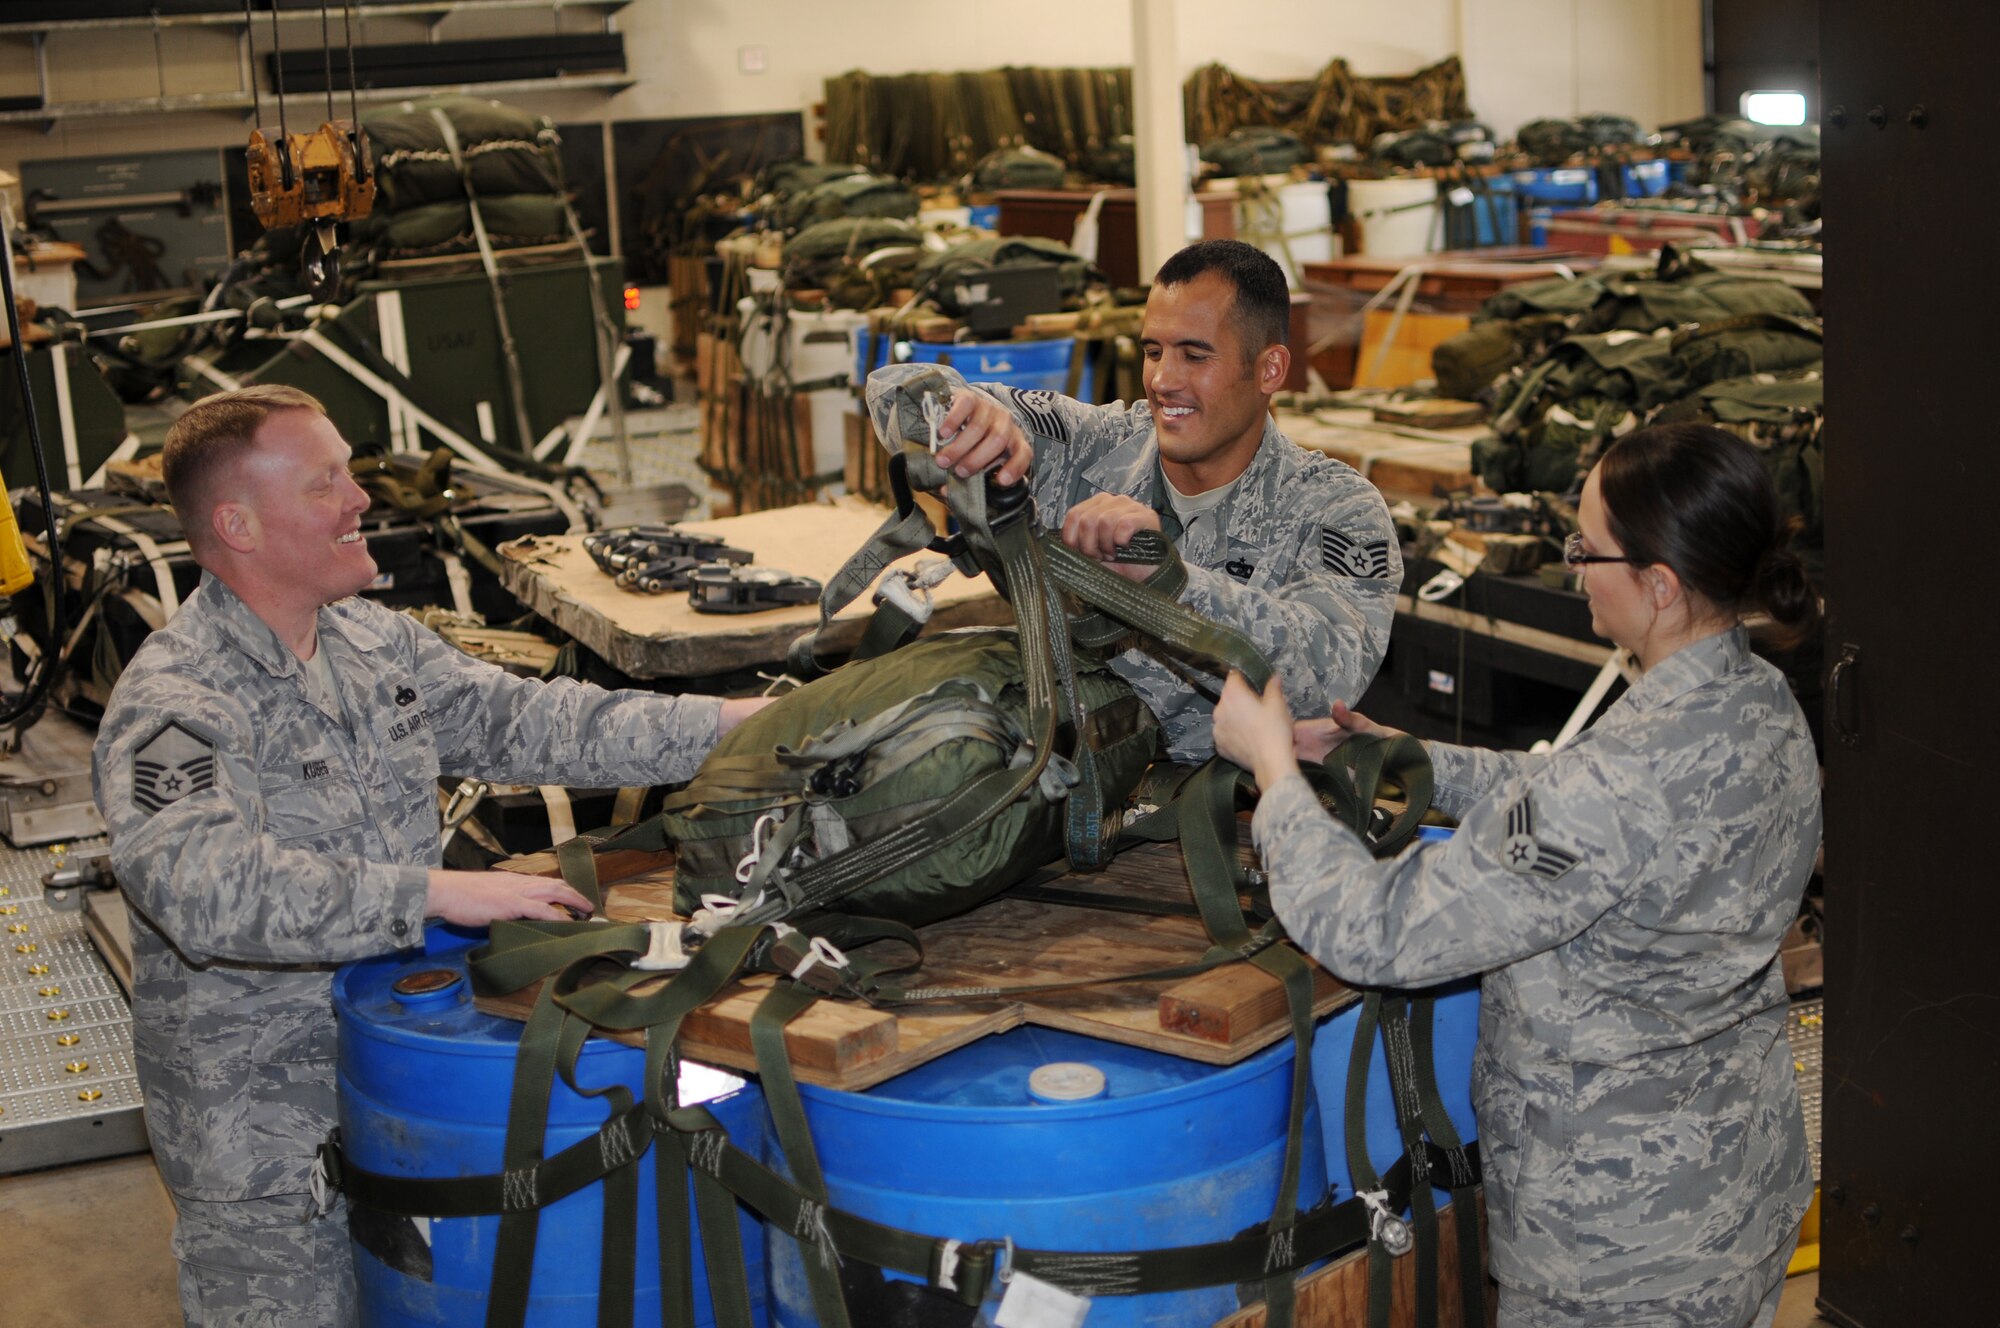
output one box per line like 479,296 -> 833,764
865,365 -> 1399,763
91,574 -> 724,1203
1252,626 -> 1817,1304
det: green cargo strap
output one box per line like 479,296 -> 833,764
1406,992 -> 1486,1326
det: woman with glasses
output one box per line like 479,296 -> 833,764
1212,423 -> 1822,1328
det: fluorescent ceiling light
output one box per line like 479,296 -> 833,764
1742,91 -> 1808,126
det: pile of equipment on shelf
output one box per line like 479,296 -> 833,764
1446,247 -> 1824,565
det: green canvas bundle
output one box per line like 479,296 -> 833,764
658,628 -> 1156,926
361,95 -> 560,213
969,144 -> 1067,191
912,235 -> 1101,315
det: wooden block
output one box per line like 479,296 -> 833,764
1158,959 -> 1348,1043
1213,1197 -> 1491,1328
681,976 -> 902,1074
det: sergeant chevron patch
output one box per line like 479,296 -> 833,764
1321,527 -> 1391,577
1008,387 -> 1070,441
1499,794 -> 1579,880
132,719 -> 217,813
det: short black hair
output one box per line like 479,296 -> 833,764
1154,239 -> 1290,357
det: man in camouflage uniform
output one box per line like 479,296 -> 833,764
90,386 -> 767,1326
866,239 -> 1398,763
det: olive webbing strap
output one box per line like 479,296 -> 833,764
1380,995 -> 1441,1328
1407,993 -> 1486,1328
1173,758 -> 1314,1328
554,832 -> 610,913
1044,540 -> 1272,689
1345,993 -> 1398,1328
750,979 -> 854,1328
483,977 -> 566,1328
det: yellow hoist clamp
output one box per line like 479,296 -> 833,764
245,120 -> 376,301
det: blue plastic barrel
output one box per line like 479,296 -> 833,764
853,334 -> 1076,393
1510,167 -> 1598,207
1310,981 -> 1480,1209
1621,159 -> 1670,199
767,1025 -> 1328,1327
335,938 -> 769,1326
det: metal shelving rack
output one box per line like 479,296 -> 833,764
0,1 -> 634,130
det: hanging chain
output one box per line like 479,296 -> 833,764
319,1 -> 334,123
267,0 -> 289,144
342,1 -> 360,131
241,0 -> 263,126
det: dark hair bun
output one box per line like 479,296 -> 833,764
1754,544 -> 1820,650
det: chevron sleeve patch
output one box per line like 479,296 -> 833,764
1498,793 -> 1579,881
1320,526 -> 1392,577
130,719 -> 218,815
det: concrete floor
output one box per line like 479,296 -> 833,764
1,1148 -> 1838,1327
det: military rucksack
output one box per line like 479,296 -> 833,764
1477,330 -> 1688,493
1200,127 -> 1308,177
969,144 -> 1067,192
780,217 -> 923,305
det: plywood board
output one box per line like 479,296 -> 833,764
496,497 -> 1010,678
1353,310 -> 1473,390
480,839 -> 1354,1091
1284,409 -> 1480,501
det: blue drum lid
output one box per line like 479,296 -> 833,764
844,1025 -> 1290,1113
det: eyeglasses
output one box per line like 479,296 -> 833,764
1563,532 -> 1638,570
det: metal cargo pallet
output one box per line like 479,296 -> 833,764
1788,996 -> 1824,1180
0,837 -> 148,1175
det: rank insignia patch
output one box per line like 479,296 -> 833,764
132,720 -> 217,814
1010,388 -> 1070,442
1499,794 -> 1579,880
1321,528 -> 1391,578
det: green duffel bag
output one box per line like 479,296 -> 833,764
1670,312 -> 1823,385
659,627 -> 1157,926
970,144 -> 1067,191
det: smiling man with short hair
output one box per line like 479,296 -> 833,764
93,384 -> 767,1325
865,239 -> 1399,762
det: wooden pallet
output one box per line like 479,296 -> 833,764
484,838 -> 1355,1091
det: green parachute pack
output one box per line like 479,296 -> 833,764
1458,250 -> 1823,494
911,235 -> 1103,316
774,172 -> 920,232
969,144 -> 1067,191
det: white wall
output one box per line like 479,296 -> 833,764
0,0 -> 1703,205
